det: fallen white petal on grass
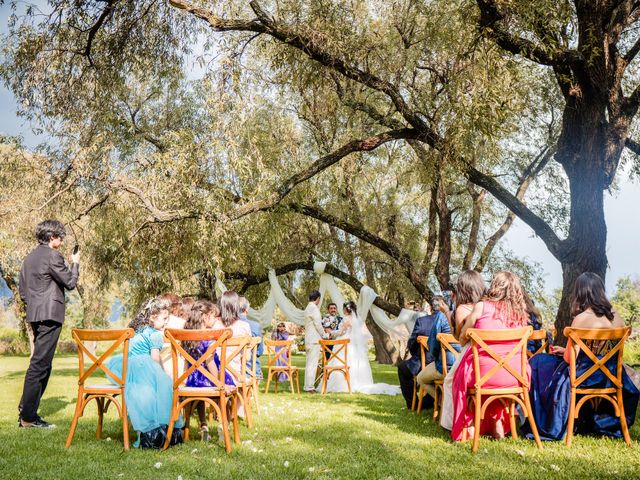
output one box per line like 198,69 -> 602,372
309,467 -> 316,473
550,465 -> 560,472
515,449 -> 525,457
242,440 -> 253,445
191,448 -> 198,454
285,437 -> 293,442
284,461 -> 290,468
177,476 -> 183,480
154,462 -> 162,469
106,437 -> 112,442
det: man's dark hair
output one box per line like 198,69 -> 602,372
35,220 -> 66,245
327,302 -> 337,308
309,290 -> 321,302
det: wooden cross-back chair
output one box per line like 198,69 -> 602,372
164,328 -> 239,453
264,339 -> 300,394
244,337 -> 262,416
216,335 -> 254,428
431,333 -> 461,420
319,339 -> 351,394
564,326 -> 632,448
412,335 -> 429,412
66,328 -> 134,450
464,326 -> 543,453
526,329 -> 550,358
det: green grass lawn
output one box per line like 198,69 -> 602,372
1,354 -> 640,480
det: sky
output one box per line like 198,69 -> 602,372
1,4 -> 639,297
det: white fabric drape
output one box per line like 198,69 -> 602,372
216,262 -> 419,339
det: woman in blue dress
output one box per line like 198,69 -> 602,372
109,298 -> 184,448
524,273 -> 639,441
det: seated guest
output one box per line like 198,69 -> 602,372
416,296 -> 460,402
452,271 -> 529,441
523,272 -> 639,441
271,322 -> 291,382
523,290 -> 544,355
211,291 -> 252,385
239,296 -> 264,380
160,294 -> 195,377
397,303 -> 441,409
182,299 -> 221,442
107,298 -> 183,448
440,270 -> 485,431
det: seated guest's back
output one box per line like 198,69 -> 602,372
523,272 -> 639,441
396,306 -> 441,409
239,296 -> 264,379
452,271 -> 530,441
211,291 -> 251,383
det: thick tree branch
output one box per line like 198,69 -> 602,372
84,0 -> 118,66
474,145 -> 556,270
287,202 -> 433,299
168,0 -> 267,32
625,136 -> 640,154
476,0 -> 582,67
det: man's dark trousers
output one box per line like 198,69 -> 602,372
19,320 -> 63,422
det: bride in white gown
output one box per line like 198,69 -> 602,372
325,301 -> 400,395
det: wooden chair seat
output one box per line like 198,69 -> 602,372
177,385 -> 237,395
319,339 -> 351,394
463,326 -> 543,453
564,326 -> 632,448
66,328 -> 135,450
264,339 -> 300,394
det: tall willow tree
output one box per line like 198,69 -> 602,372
3,0 -> 620,345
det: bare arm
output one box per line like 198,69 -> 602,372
459,302 -> 484,346
150,348 -> 161,363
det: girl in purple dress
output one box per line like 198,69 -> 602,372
182,299 -> 220,441
271,322 -> 290,381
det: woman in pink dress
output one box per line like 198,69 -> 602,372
451,271 -> 530,442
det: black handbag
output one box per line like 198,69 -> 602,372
139,425 -> 183,449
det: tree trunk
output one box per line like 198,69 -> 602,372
553,94 -> 610,344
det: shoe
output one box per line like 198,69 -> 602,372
20,417 -> 56,428
199,425 -> 211,442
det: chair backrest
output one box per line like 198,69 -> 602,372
164,328 -> 231,389
417,335 -> 429,370
320,339 -> 349,369
526,329 -> 550,358
436,333 -> 460,377
467,326 -> 532,390
246,336 -> 262,382
264,339 -> 293,369
71,328 -> 135,387
564,327 -> 630,389
224,335 -> 252,382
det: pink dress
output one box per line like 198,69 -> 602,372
211,318 -> 251,382
451,301 -> 529,441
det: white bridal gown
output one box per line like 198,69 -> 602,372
325,314 -> 400,395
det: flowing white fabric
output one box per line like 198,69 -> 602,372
325,314 -> 401,395
216,261 -> 417,339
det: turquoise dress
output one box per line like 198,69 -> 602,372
108,327 -> 183,447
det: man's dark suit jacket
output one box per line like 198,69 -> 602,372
405,312 -> 442,376
19,244 -> 79,324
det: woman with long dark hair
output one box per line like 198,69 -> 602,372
523,272 -> 639,441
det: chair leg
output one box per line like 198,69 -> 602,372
345,369 -> 351,394
243,389 -> 253,429
231,396 -> 241,445
163,394 -> 180,450
295,371 -> 301,394
566,388 -> 576,448
219,396 -> 232,453
321,370 -> 328,394
121,397 -> 130,451
253,382 -> 260,415
472,394 -> 481,453
275,374 -> 279,393
523,392 -> 543,450
65,391 -> 85,449
183,401 -> 193,442
432,386 -> 439,420
411,378 -> 417,411
617,389 -> 632,447
264,371 -> 272,394
417,386 -> 425,414
96,397 -> 105,440
509,400 -> 518,440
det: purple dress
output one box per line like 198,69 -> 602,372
185,340 -> 235,387
272,331 -> 290,381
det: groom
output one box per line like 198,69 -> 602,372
303,290 -> 324,392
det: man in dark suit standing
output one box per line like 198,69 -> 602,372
396,299 -> 445,409
18,220 -> 80,428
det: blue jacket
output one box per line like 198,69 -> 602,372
427,312 -> 460,374
240,315 -> 264,378
406,313 -> 439,376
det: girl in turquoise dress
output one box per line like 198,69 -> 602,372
108,298 -> 184,448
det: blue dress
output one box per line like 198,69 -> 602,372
108,327 -> 183,446
185,340 -> 235,387
523,350 -> 639,441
